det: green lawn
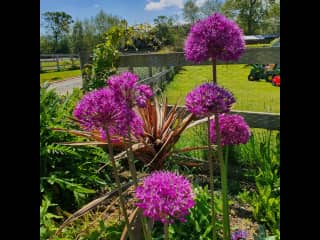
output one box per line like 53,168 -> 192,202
40,69 -> 81,84
41,60 -> 80,67
163,64 -> 280,113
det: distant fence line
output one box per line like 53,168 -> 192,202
78,47 -> 280,130
40,54 -> 80,72
40,54 -> 79,59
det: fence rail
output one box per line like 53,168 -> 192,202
118,47 -> 279,67
79,47 -> 280,130
40,55 -> 80,72
40,54 -> 79,59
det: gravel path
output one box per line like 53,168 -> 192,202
47,76 -> 82,95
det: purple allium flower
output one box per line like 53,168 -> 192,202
135,84 -> 153,107
117,108 -> 145,137
184,13 -> 245,63
210,114 -> 251,146
107,71 -> 153,107
231,230 -> 247,240
134,171 -> 195,224
73,88 -> 144,139
185,83 -> 235,117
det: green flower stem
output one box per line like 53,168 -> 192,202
164,223 -> 169,240
224,145 -> 229,180
207,116 -> 217,240
104,127 -> 135,240
214,115 -> 230,240
126,125 -> 153,240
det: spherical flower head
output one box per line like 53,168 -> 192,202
210,114 -> 251,146
107,71 -> 153,107
136,84 -> 153,107
73,88 -> 144,139
185,83 -> 235,117
231,230 -> 248,240
134,171 -> 195,224
117,108 -> 145,137
184,13 -> 245,63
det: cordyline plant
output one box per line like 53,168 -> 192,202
51,72 -> 213,239
184,12 -> 245,240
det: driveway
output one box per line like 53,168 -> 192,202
47,76 -> 82,95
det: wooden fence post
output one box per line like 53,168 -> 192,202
79,51 -> 91,90
71,57 -> 75,68
56,56 -> 60,71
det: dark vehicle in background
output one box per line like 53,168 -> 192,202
247,38 -> 280,86
248,64 -> 280,82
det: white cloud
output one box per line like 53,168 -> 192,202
145,0 -> 184,11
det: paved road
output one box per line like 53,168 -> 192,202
47,76 -> 82,95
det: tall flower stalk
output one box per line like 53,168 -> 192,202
104,127 -> 135,240
207,116 -> 217,240
107,71 -> 153,239
72,72 -> 155,239
185,12 -> 245,239
186,83 -> 235,240
214,114 -> 229,239
210,114 -> 251,239
73,88 -> 136,240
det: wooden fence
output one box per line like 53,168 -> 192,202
79,47 -> 280,130
40,54 -> 80,72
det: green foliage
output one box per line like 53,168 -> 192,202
130,23 -> 162,51
94,10 -> 127,42
222,0 -> 279,35
153,16 -> 175,46
235,130 -> 280,238
253,225 -> 277,240
183,0 -> 200,24
40,196 -> 62,239
167,185 -> 223,240
72,20 -> 85,53
201,0 -> 223,17
58,219 -> 124,240
42,11 -> 74,53
85,25 -> 131,90
41,35 -> 55,54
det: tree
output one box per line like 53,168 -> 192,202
153,16 -> 175,46
72,20 -> 85,53
42,11 -> 73,52
222,0 -> 266,35
200,0 -> 223,17
261,0 -> 280,34
40,35 -> 54,54
56,36 -> 71,53
81,18 -> 99,52
94,10 -> 126,43
183,0 -> 200,24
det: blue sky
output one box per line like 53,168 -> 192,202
40,0 -> 204,34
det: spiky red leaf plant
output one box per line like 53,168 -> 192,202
52,95 -> 216,171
